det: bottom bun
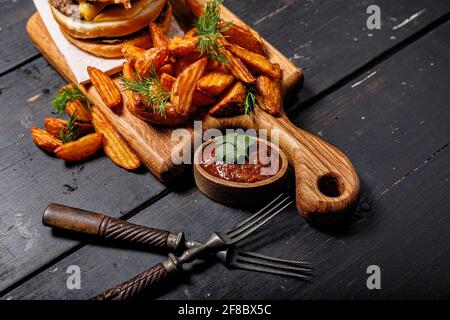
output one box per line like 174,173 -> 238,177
62,30 -> 152,58
62,2 -> 173,58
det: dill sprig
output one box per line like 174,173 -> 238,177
195,0 -> 230,64
59,112 -> 79,144
120,66 -> 170,117
244,84 -> 257,115
52,84 -> 91,115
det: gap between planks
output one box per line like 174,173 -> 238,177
288,12 -> 450,117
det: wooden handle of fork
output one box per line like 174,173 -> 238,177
42,204 -> 185,252
93,254 -> 181,300
254,110 -> 361,225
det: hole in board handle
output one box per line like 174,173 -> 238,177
317,173 -> 345,198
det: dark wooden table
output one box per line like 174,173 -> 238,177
0,0 -> 449,300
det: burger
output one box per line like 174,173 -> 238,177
49,0 -> 173,58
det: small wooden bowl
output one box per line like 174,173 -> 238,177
193,138 -> 288,207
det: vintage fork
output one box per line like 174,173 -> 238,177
88,194 -> 307,300
43,195 -> 312,281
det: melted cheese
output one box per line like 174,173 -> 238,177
79,0 -> 106,21
93,0 -> 153,22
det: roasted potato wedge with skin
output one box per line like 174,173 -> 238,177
161,73 -> 215,107
256,73 -> 283,117
122,43 -> 146,66
193,90 -> 216,107
209,81 -> 247,117
197,71 -> 235,97
185,0 -> 204,17
157,63 -> 174,77
223,49 -> 256,84
44,117 -> 94,139
92,106 -> 141,170
134,48 -> 169,78
169,36 -> 200,56
87,66 -> 122,108
160,73 -> 176,91
171,58 -> 208,116
150,22 -> 169,49
207,60 -> 228,73
30,126 -> 62,153
123,64 -> 190,126
66,100 -> 92,123
174,54 -> 202,76
226,44 -> 282,79
55,133 -> 104,162
221,22 -> 266,56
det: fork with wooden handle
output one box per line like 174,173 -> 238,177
89,194 -> 302,300
43,197 -> 312,297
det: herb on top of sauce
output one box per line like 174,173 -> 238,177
215,133 -> 256,164
195,0 -> 231,65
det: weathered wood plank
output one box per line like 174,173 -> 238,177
225,0 -> 450,103
0,58 -> 166,292
4,21 -> 449,299
0,0 -> 39,75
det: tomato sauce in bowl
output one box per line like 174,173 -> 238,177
199,140 -> 282,183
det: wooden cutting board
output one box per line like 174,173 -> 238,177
26,0 -> 360,224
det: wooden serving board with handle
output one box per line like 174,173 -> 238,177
26,0 -> 360,224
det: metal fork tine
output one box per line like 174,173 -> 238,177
235,250 -> 313,269
228,193 -> 285,231
231,261 -> 312,281
226,196 -> 291,239
228,200 -> 293,244
234,254 -> 313,274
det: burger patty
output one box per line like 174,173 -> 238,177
50,0 -> 80,18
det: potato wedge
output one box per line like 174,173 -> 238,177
193,90 -> 216,107
197,71 -> 235,97
174,54 -> 202,76
160,73 -> 176,91
169,36 -> 200,56
185,28 -> 197,37
157,63 -> 174,77
256,73 -> 282,117
87,66 -> 122,108
66,100 -> 92,123
150,22 -> 169,49
30,126 -> 62,153
185,0 -> 204,17
171,58 -> 208,116
134,47 -> 169,78
221,22 -> 266,56
223,49 -> 256,84
92,106 -> 141,170
122,43 -> 146,66
209,81 -> 247,117
226,44 -> 282,79
54,133 -> 104,162
161,73 -> 214,107
44,117 -> 94,139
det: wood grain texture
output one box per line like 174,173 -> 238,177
5,20 -> 449,300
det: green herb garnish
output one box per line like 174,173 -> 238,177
195,0 -> 230,64
59,112 -> 79,144
120,66 -> 170,117
244,84 -> 257,115
215,133 -> 256,163
52,84 -> 90,115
